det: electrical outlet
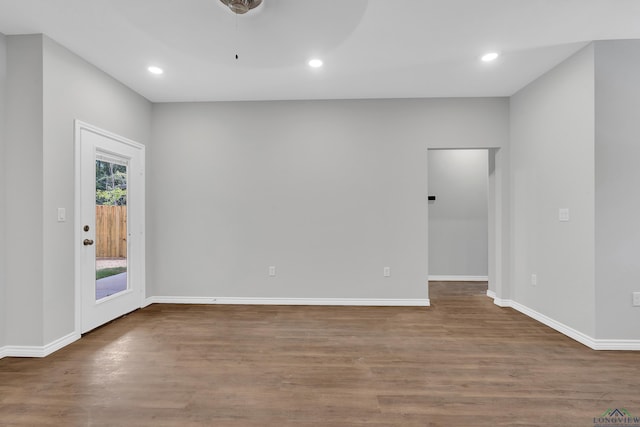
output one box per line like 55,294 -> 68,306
633,292 -> 640,307
383,267 -> 391,277
531,274 -> 537,286
268,266 -> 276,277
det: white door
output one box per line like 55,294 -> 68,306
76,121 -> 145,333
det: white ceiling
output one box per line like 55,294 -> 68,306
1,0 -> 639,102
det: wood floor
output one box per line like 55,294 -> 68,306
1,282 -> 639,426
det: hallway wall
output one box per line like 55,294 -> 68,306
510,45 -> 596,337
594,40 -> 640,340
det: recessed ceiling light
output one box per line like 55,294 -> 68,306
308,59 -> 323,68
481,52 -> 499,62
148,66 -> 164,75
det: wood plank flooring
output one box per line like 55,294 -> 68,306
1,282 -> 639,426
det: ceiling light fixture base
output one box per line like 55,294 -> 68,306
220,0 -> 262,14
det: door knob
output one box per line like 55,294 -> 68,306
83,239 -> 94,246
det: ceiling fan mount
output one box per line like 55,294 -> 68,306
220,0 -> 263,14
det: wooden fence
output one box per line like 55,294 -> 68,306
96,205 -> 127,258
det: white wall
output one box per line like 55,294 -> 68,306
0,32 -> 7,348
510,45 -> 596,337
150,99 -> 508,301
4,35 -> 44,346
594,40 -> 640,340
1,34 -> 151,349
41,36 -> 152,344
42,37 -> 151,342
428,149 -> 488,278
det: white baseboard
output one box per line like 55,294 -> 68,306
0,331 -> 80,359
429,275 -> 488,282
507,300 -> 596,349
44,331 -> 81,356
145,296 -> 430,307
493,297 -> 512,308
486,295 -> 640,351
589,340 -> 640,351
486,290 -> 496,299
2,345 -> 46,358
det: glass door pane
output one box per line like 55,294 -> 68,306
95,156 -> 128,300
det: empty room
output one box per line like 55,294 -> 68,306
1,1 -> 640,425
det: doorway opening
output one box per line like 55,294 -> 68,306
427,148 -> 490,302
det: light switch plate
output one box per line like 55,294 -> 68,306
633,292 -> 640,307
559,208 -> 570,222
57,208 -> 66,222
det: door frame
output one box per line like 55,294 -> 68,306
426,148 -> 490,282
74,120 -> 146,335
425,146 -> 509,303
